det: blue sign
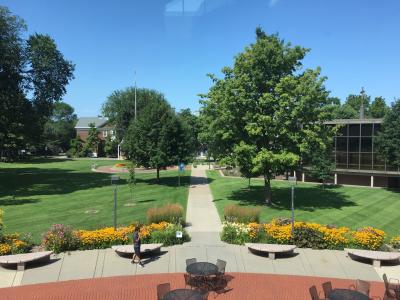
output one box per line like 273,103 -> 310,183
179,163 -> 185,172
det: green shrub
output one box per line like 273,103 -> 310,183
42,224 -> 80,253
292,226 -> 327,249
220,222 -> 251,244
224,205 -> 261,223
148,224 -> 190,246
147,203 -> 184,224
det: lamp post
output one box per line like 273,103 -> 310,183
111,175 -> 120,230
288,176 -> 297,236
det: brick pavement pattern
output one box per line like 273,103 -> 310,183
0,273 -> 385,300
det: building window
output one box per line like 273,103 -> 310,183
348,124 -> 360,136
103,131 -> 108,137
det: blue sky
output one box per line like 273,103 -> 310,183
3,0 -> 400,117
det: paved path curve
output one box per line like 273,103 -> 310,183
185,165 -> 222,245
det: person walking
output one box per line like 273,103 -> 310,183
131,226 -> 143,266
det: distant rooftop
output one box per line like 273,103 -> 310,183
75,117 -> 109,129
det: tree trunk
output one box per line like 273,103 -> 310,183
264,174 -> 272,206
248,177 -> 251,189
156,167 -> 160,182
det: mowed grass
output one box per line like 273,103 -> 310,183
207,171 -> 400,237
0,158 -> 190,242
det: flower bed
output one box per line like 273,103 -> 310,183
42,222 -> 190,253
0,233 -> 32,255
221,219 -> 389,251
390,236 -> 400,249
114,163 -> 126,168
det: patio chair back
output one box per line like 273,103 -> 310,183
186,258 -> 197,267
216,259 -> 227,274
157,283 -> 170,300
356,279 -> 370,296
309,285 -> 321,300
322,281 -> 332,298
383,273 -> 390,291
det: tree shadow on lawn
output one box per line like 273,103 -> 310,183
0,197 -> 40,206
0,167 -> 127,199
135,175 -> 213,188
10,157 -> 72,164
225,185 -> 356,211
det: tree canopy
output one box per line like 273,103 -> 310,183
0,6 -> 74,159
200,27 -> 334,204
375,99 -> 400,169
102,88 -> 163,140
122,92 -> 192,180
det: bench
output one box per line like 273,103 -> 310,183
112,244 -> 163,256
345,248 -> 400,267
0,251 -> 53,271
245,243 -> 297,259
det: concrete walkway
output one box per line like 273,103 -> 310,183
185,165 -> 222,245
2,245 -> 399,288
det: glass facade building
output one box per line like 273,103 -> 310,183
327,119 -> 399,172
299,119 -> 400,188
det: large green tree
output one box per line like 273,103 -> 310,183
0,6 -> 74,159
42,101 -> 77,154
177,109 -> 200,159
370,96 -> 389,118
200,28 -> 334,205
375,99 -> 400,169
102,88 -> 162,140
123,94 -> 191,180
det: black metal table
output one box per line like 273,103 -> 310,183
186,262 -> 219,290
162,289 -> 204,300
328,289 -> 370,300
186,262 -> 218,276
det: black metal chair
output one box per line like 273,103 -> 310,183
157,283 -> 170,300
322,281 -> 333,298
186,258 -> 197,267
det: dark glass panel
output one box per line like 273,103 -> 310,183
373,123 -> 381,135
349,137 -> 360,152
336,152 -> 347,164
361,124 -> 373,136
361,137 -> 372,152
336,137 -> 347,151
336,164 -> 347,169
373,155 -> 385,171
360,153 -> 372,170
348,153 -> 359,168
349,124 -> 360,136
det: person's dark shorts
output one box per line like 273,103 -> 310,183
134,246 -> 140,255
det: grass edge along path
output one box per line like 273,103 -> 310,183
0,159 -> 191,242
207,170 -> 400,237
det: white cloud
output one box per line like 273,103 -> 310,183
269,0 -> 280,7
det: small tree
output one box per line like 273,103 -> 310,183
127,162 -> 136,202
308,149 -> 335,189
69,136 -> 84,157
83,123 -> 100,155
104,135 -> 118,157
234,142 -> 260,188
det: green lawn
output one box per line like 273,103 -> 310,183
207,171 -> 400,237
0,158 -> 190,242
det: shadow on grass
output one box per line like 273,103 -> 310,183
0,198 -> 40,206
0,167 -> 127,199
224,184 -> 356,211
12,157 -> 72,164
0,164 -> 193,201
135,175 -> 212,188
